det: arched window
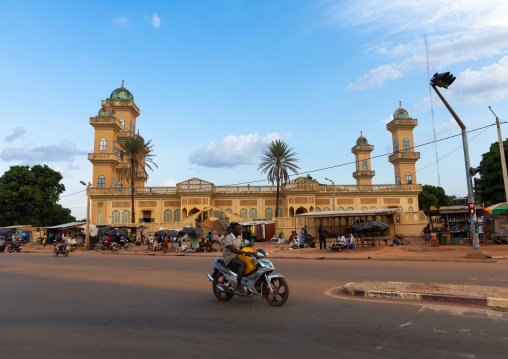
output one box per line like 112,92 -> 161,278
323,207 -> 330,211
362,160 -> 368,169
97,175 -> 105,188
215,210 -> 224,218
382,206 -> 386,209
361,206 -> 368,210
99,138 -> 107,151
164,210 -> 172,222
265,208 -> 273,219
226,209 -> 232,213
111,210 -> 120,224
113,140 -> 116,152
119,119 -> 125,130
371,206 -> 377,209
408,206 -> 414,211
396,174 -> 400,184
116,182 -> 122,188
405,172 -> 412,184
249,208 -> 257,219
356,161 -> 359,170
97,210 -> 103,225
133,124 -> 136,134
122,210 -> 130,224
338,207 -> 345,211
347,207 -> 354,211
403,138 -> 410,150
276,208 -> 282,217
315,207 -> 322,212
130,121 -> 132,132
240,208 -> 248,218
111,176 -> 114,187
398,206 -> 403,212
174,209 -> 181,222
394,140 -> 398,152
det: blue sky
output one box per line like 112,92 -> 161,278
1,0 -> 508,219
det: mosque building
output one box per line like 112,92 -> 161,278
88,84 -> 426,235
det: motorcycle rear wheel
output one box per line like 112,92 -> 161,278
263,277 -> 289,306
53,249 -> 59,257
16,248 -> 21,253
212,272 -> 234,302
96,246 -> 102,252
7,247 -> 13,253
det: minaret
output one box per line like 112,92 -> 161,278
386,102 -> 420,185
351,132 -> 375,185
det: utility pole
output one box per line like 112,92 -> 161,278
489,106 -> 508,202
325,178 -> 336,211
430,72 -> 479,250
80,181 -> 91,249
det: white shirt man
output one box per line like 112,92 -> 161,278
338,235 -> 347,245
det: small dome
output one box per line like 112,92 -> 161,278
110,83 -> 134,101
98,106 -> 116,117
356,132 -> 368,145
393,101 -> 409,119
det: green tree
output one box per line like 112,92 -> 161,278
478,139 -> 508,206
117,135 -> 158,224
258,139 -> 300,217
418,185 -> 453,210
0,165 -> 76,226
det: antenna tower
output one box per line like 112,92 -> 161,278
425,35 -> 441,186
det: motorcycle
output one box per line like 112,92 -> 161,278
7,242 -> 22,253
53,243 -> 70,257
110,237 -> 132,251
206,248 -> 289,306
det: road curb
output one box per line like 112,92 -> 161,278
341,282 -> 508,310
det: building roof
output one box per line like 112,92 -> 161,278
438,205 -> 483,214
293,208 -> 397,218
45,222 -> 86,230
110,85 -> 134,102
393,103 -> 409,119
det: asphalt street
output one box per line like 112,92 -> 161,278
1,253 -> 508,358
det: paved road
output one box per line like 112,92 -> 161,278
1,253 -> 508,358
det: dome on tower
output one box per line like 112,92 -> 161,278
98,106 -> 116,117
356,132 -> 368,145
393,102 -> 409,119
110,82 -> 134,101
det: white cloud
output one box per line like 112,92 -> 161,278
1,141 -> 86,165
435,118 -> 460,137
189,132 -> 291,168
51,165 -> 71,178
163,179 -> 177,187
152,13 -> 160,28
4,127 -> 25,142
346,65 -> 402,91
382,114 -> 393,125
113,16 -> 132,29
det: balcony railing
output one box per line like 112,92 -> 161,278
388,151 -> 421,162
88,152 -> 121,162
89,183 -> 422,196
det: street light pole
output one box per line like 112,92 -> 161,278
430,81 -> 479,250
325,178 -> 336,211
489,107 -> 508,202
80,181 -> 91,249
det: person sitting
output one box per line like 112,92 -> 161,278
337,234 -> 347,245
223,222 -> 253,296
290,236 -> 300,248
278,230 -> 285,244
271,235 -> 277,244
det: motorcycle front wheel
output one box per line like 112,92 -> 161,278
124,243 -> 132,251
16,248 -> 21,253
96,246 -> 102,252
263,277 -> 289,306
212,272 -> 234,302
63,250 -> 69,257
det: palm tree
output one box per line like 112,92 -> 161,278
258,139 -> 300,217
117,135 -> 158,224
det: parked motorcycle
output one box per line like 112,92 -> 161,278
53,243 -> 70,257
7,242 -> 22,253
206,248 -> 289,306
110,237 -> 132,251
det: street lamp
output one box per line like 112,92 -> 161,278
324,178 -> 336,211
80,180 -> 91,249
430,72 -> 479,250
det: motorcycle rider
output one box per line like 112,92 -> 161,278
55,232 -> 68,252
223,222 -> 252,296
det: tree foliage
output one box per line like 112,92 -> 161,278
478,139 -> 508,206
117,135 -> 157,224
0,165 -> 76,226
258,139 -> 300,217
418,185 -> 453,210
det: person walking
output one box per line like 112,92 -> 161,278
318,224 -> 326,250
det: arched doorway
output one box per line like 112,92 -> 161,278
289,207 -> 295,216
295,207 -> 308,215
188,208 -> 200,216
182,208 -> 188,219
